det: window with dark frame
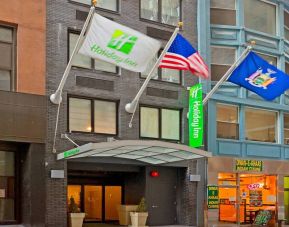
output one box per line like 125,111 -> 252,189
140,106 -> 181,141
0,151 -> 16,223
141,53 -> 181,84
0,26 -> 14,91
68,31 -> 118,73
285,10 -> 289,41
140,0 -> 181,26
70,0 -> 118,12
68,97 -> 118,135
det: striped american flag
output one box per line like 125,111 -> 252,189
159,34 -> 209,79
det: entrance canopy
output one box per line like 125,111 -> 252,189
57,140 -> 211,165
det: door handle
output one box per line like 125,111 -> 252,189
152,205 -> 158,208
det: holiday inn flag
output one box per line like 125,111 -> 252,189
79,13 -> 161,73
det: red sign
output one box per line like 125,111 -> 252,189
150,171 -> 159,177
248,183 -> 261,190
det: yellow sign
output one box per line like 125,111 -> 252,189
235,159 -> 263,172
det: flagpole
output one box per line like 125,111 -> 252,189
202,43 -> 254,105
50,2 -> 96,105
125,23 -> 182,117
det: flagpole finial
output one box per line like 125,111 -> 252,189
178,22 -> 183,28
92,0 -> 97,6
250,40 -> 256,46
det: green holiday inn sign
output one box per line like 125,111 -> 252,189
189,84 -> 203,148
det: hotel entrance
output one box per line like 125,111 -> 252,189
67,184 -> 122,222
218,173 -> 277,225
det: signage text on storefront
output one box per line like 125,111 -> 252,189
235,159 -> 263,172
207,185 -> 219,209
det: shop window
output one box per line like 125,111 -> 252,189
0,26 -> 14,91
0,151 -> 15,222
210,0 -> 236,26
285,11 -> 289,41
70,0 -> 118,11
140,0 -> 181,26
69,31 -> 117,73
140,106 -> 181,141
216,103 -> 239,140
68,97 -> 117,135
244,0 -> 276,35
284,114 -> 289,145
211,46 -> 236,81
245,107 -> 277,143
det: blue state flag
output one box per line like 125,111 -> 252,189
228,52 -> 289,101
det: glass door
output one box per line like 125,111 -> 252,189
105,186 -> 121,221
84,186 -> 102,222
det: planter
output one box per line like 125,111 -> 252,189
117,205 -> 138,225
130,212 -> 148,227
69,213 -> 85,227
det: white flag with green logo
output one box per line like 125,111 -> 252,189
79,13 -> 161,73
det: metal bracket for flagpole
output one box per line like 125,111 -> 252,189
49,5 -> 96,105
202,41 -> 255,105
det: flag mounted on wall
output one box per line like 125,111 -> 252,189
228,52 -> 289,101
79,13 -> 161,73
159,34 -> 209,79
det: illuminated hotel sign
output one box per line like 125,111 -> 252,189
207,185 -> 219,209
235,159 -> 263,172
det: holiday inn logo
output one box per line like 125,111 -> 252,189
107,29 -> 138,54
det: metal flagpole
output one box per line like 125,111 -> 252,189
202,42 -> 255,105
49,2 -> 96,105
125,23 -> 182,127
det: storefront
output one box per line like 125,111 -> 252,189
208,156 -> 289,226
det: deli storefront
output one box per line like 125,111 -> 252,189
207,156 -> 289,226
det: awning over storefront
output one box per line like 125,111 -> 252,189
57,140 -> 212,165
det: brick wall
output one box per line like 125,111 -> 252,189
46,0 -> 200,226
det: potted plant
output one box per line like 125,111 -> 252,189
68,196 -> 85,227
130,197 -> 148,227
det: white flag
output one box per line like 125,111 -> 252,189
79,13 -> 161,73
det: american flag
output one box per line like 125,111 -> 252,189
159,34 -> 209,79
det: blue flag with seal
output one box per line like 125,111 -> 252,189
228,52 -> 289,101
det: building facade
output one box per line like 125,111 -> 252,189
199,0 -> 289,225
0,0 -> 46,225
46,1 -> 209,227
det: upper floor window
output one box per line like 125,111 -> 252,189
244,0 -> 276,35
216,103 -> 239,140
285,10 -> 289,41
69,31 -> 117,73
68,97 -> 117,135
0,26 -> 14,91
245,107 -> 277,143
71,0 -> 118,11
211,46 -> 236,81
284,113 -> 289,145
141,55 -> 181,84
141,0 -> 181,26
140,106 -> 181,141
210,0 -> 236,26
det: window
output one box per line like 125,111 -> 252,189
244,0 -> 276,35
210,0 -> 236,26
256,52 -> 277,66
71,0 -> 118,11
69,31 -> 117,73
141,0 -> 181,26
285,11 -> 289,41
211,46 -> 236,81
141,54 -> 181,83
140,106 -> 180,140
245,107 -> 277,143
69,97 -> 117,134
284,114 -> 289,145
0,151 -> 15,222
0,26 -> 14,91
216,104 -> 239,140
